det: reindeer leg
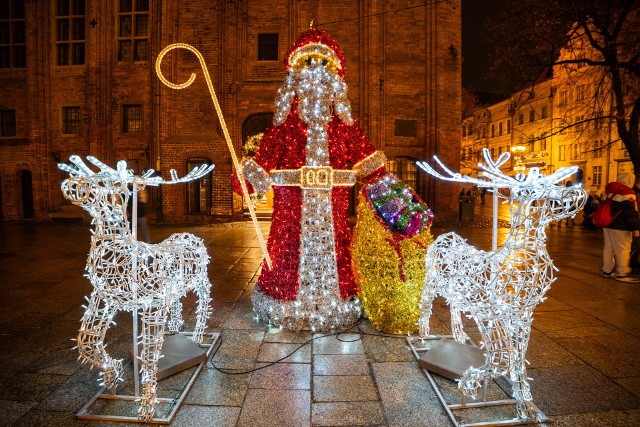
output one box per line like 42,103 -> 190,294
459,320 -> 507,400
510,324 -> 538,421
137,306 -> 167,421
166,297 -> 184,333
450,307 -> 469,343
418,277 -> 437,337
192,277 -> 212,344
76,291 -> 123,391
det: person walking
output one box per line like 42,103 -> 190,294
602,173 -> 640,282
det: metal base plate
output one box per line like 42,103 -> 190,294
76,332 -> 220,424
129,333 -> 208,381
408,336 -> 548,427
417,339 -> 485,380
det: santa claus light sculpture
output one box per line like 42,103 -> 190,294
233,29 -> 388,331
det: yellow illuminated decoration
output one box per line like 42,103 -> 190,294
155,43 -> 272,270
352,192 -> 433,334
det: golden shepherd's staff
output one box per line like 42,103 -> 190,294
155,43 -> 272,270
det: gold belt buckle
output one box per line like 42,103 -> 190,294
300,166 -> 333,190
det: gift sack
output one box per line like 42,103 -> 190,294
352,175 -> 434,334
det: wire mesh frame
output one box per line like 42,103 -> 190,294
406,336 -> 548,427
76,332 -> 221,424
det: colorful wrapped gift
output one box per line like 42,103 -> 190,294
352,174 -> 434,333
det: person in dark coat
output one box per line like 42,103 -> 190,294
602,173 -> 640,282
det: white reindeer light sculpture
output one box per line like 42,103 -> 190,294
417,149 -> 587,421
59,155 -> 214,420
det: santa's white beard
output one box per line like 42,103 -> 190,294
273,66 -> 353,127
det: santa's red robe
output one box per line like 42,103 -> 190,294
233,105 -> 386,329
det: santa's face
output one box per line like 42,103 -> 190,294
274,55 -> 352,127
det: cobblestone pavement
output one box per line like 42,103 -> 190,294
0,208 -> 639,426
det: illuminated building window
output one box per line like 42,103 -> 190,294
386,157 -> 419,193
0,0 -> 26,68
62,106 -> 81,134
0,109 -> 16,136
187,159 -> 212,214
558,90 -> 567,106
117,0 -> 149,62
593,139 -> 604,158
55,0 -> 85,66
122,104 -> 143,133
258,33 -> 278,61
592,165 -> 602,186
576,84 -> 586,101
558,145 -> 566,161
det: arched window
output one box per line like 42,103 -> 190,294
242,113 -> 274,149
186,158 -> 212,215
386,157 -> 419,193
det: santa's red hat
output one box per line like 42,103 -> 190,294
284,29 -> 346,78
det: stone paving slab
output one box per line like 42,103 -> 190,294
313,375 -> 379,402
530,365 -> 640,416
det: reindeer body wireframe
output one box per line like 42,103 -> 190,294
417,150 -> 587,421
59,155 -> 214,420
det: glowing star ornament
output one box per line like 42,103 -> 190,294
417,149 -> 588,422
58,155 -> 214,421
231,29 -> 388,331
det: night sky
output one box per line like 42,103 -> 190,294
462,0 -> 503,93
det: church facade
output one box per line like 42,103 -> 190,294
0,0 -> 461,222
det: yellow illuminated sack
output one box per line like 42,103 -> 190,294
352,190 -> 433,334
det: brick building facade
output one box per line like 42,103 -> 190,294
0,0 -> 461,223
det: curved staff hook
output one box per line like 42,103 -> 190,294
155,43 -> 272,270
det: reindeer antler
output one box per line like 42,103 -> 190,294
58,155 -> 214,187
417,148 -> 579,188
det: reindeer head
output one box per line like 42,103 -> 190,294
417,149 -> 588,228
58,155 -> 215,224
59,156 -> 143,224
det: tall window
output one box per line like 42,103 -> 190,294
541,106 -> 547,119
117,0 -> 149,62
558,145 -> 566,161
593,139 -> 604,158
576,84 -> 586,101
575,115 -> 585,132
258,33 -> 278,61
506,119 -> 510,134
570,143 -> 582,160
0,109 -> 16,136
498,122 -> 503,136
592,166 -> 602,186
62,106 -> 81,134
187,159 -> 212,214
386,157 -> 418,192
491,124 -> 495,138
518,113 -> 523,125
558,90 -> 567,106
529,109 -> 535,122
55,0 -> 85,65
0,0 -> 26,68
122,104 -> 142,133
540,138 -> 547,151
